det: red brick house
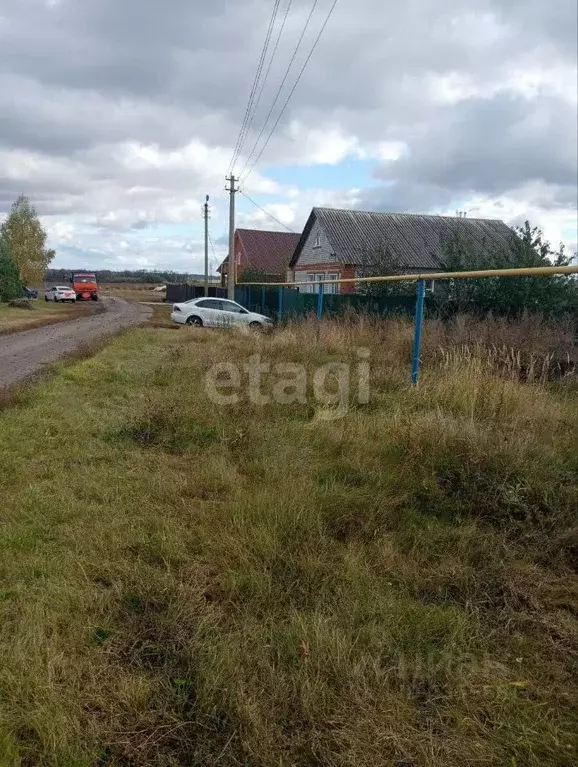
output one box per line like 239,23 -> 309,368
218,228 -> 301,287
287,207 -> 514,293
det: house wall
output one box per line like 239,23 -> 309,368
340,265 -> 356,294
298,220 -> 339,267
292,219 -> 344,292
220,232 -> 247,286
293,262 -> 356,294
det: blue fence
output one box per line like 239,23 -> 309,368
234,285 -> 426,321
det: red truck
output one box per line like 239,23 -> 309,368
71,273 -> 99,301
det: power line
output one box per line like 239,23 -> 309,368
238,0 -> 319,180
229,1 -> 280,173
242,0 -> 339,183
229,0 -> 282,175
242,0 -> 295,161
240,190 -> 296,233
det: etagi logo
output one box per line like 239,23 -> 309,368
205,348 -> 370,420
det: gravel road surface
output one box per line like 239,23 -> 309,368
0,297 -> 151,389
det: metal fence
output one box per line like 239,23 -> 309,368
234,285 -> 425,320
166,283 -> 226,303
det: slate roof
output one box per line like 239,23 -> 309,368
289,207 -> 515,270
219,229 -> 301,275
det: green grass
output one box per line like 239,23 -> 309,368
0,317 -> 576,766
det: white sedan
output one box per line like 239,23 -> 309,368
170,297 -> 272,329
44,285 -> 77,303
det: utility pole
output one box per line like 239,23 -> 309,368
203,195 -> 210,296
225,175 -> 238,300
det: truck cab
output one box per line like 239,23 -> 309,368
72,273 -> 98,301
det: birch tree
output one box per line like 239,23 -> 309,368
0,195 -> 54,284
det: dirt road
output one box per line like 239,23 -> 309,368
0,297 -> 151,389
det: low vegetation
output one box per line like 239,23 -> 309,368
0,301 -> 96,335
0,315 -> 576,766
101,283 -> 168,304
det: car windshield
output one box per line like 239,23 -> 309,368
56,286 -> 71,290
74,276 -> 95,283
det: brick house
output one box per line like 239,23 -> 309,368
287,207 -> 514,293
219,228 -> 301,287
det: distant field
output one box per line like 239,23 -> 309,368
100,282 -> 167,303
0,301 -> 94,334
101,282 -> 220,304
0,315 -> 576,765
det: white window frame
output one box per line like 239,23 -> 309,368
324,273 -> 339,294
305,272 -> 340,294
306,273 -> 317,294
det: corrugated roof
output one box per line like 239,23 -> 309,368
290,208 -> 514,270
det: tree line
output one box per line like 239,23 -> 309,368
45,269 -> 195,284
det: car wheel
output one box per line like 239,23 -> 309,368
186,315 -> 203,327
44,296 -> 48,302
249,321 -> 264,331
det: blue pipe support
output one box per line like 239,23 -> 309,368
411,279 -> 426,385
316,285 -> 324,319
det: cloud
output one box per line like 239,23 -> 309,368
0,0 -> 575,269
375,93 -> 577,195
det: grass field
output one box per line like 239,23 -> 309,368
0,301 -> 95,334
100,281 -> 218,304
0,315 -> 576,766
100,284 -> 171,304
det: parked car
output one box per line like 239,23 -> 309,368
45,285 -> 77,303
170,297 -> 272,329
23,287 -> 38,299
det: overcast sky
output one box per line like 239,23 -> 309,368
0,0 -> 576,273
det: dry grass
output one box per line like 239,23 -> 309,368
101,283 -> 168,304
145,304 -> 176,329
0,302 -> 95,334
0,315 -> 576,766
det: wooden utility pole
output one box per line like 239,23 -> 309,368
203,195 -> 209,296
225,175 -> 238,300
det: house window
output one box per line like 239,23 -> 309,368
305,272 -> 339,293
313,231 -> 321,249
324,274 -> 339,294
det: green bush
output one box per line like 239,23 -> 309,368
441,221 -> 578,318
0,240 -> 24,302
